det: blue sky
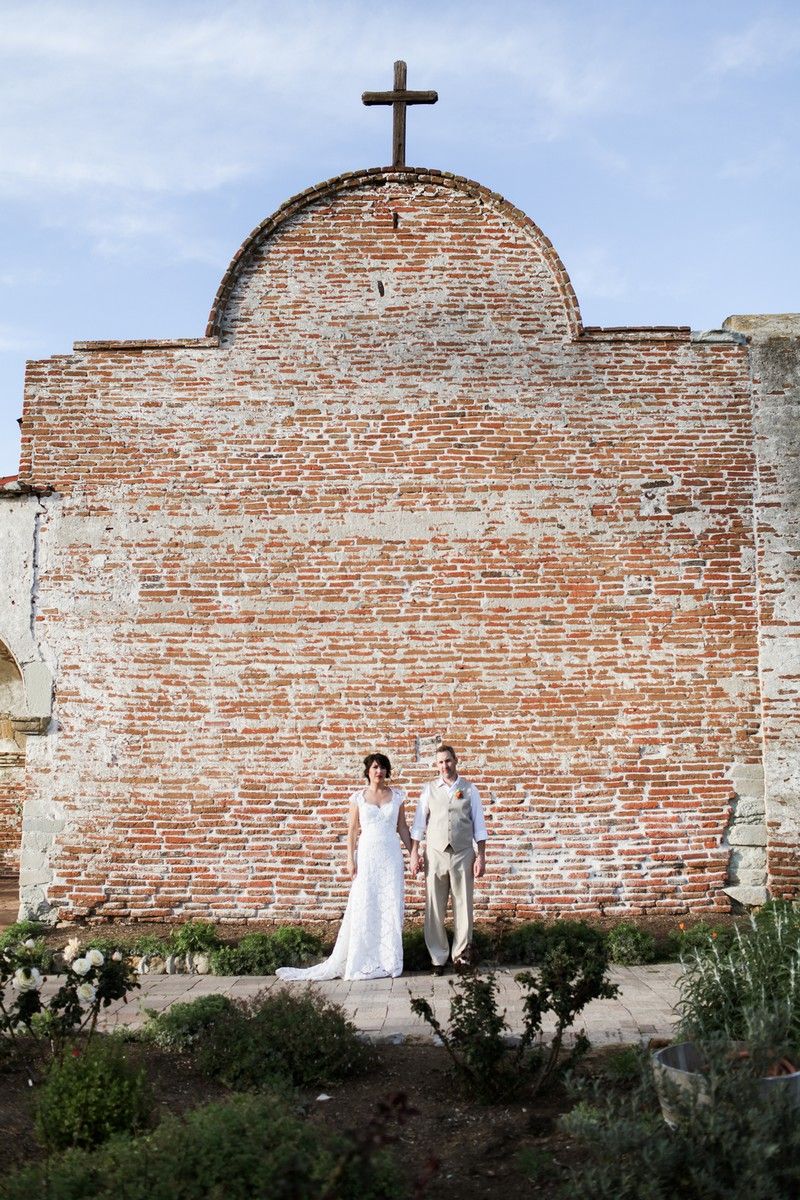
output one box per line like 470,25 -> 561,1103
1,0 -> 799,476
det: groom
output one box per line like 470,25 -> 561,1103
409,745 -> 487,973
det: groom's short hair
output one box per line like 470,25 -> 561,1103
437,744 -> 457,761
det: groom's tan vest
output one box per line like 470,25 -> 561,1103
425,779 -> 475,854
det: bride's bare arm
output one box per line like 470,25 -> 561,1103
396,803 -> 413,855
347,799 -> 360,877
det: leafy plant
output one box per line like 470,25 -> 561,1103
7,1091 -> 406,1200
665,920 -> 735,959
195,987 -> 372,1090
678,903 -> 800,1051
0,920 -> 47,949
169,919 -> 221,956
561,1040 -> 800,1199
141,992 -> 236,1051
0,921 -> 54,972
606,922 -> 656,965
497,919 -> 605,966
516,1146 -> 559,1186
596,1044 -> 645,1085
210,927 -> 323,975
130,933 -> 171,957
35,1039 -> 152,1151
410,940 -> 618,1102
401,926 -> 430,971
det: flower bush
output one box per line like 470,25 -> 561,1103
0,931 -> 139,1070
666,919 -> 735,959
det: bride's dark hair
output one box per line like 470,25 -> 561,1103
363,752 -> 392,779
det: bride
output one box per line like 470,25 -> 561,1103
276,753 -> 412,981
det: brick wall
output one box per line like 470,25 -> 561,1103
0,764 -> 24,873
16,168 -> 764,922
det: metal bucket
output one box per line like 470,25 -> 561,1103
652,1041 -> 800,1127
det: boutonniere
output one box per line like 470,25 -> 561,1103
455,789 -> 465,800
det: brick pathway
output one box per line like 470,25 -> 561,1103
39,963 -> 682,1045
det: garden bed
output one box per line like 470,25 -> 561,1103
0,1036 -> 592,1198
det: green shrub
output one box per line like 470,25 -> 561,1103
678,903 -> 800,1050
0,920 -> 53,971
596,1045 -> 645,1085
8,1092 -> 405,1199
471,924 -> 493,962
411,939 -> 618,1103
210,927 -> 323,975
401,926 -> 430,970
665,920 -> 736,959
35,1040 -> 152,1151
196,987 -> 372,1090
83,935 -> 130,958
131,933 -> 171,957
141,993 -> 236,1051
170,919 -> 221,956
497,919 -> 605,966
606,922 -> 656,965
0,919 -> 47,949
561,1043 -> 800,1199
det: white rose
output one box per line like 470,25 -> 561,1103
13,967 -> 43,992
72,957 -> 92,976
62,938 -> 80,963
23,938 -> 36,949
112,951 -> 123,962
76,982 -> 96,1003
86,948 -> 104,967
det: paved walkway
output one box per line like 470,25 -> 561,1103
41,963 -> 683,1045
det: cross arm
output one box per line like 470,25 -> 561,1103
362,90 -> 438,106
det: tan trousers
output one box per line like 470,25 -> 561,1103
424,844 -> 475,965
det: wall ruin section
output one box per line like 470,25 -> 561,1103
8,168 -> 784,923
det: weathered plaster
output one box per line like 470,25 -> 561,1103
0,487 -> 56,914
0,489 -> 54,722
725,314 -> 800,899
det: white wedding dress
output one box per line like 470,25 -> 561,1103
276,788 -> 406,981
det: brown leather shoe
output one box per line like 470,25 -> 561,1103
432,964 -> 446,976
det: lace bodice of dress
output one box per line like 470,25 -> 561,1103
357,788 -> 403,838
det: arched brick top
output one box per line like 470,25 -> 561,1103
206,166 -> 583,340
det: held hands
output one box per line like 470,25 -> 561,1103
409,849 -> 425,877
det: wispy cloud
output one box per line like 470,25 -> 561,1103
0,0 -> 649,261
710,15 -> 800,75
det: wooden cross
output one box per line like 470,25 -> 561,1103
362,61 -> 438,168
